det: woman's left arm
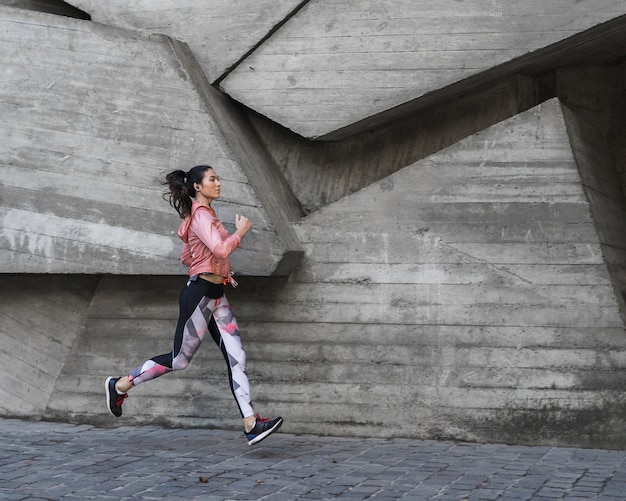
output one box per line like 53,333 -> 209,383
193,212 -> 241,259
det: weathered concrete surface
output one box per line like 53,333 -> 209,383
0,6 -> 294,276
0,275 -> 98,417
0,0 -> 90,19
0,0 -> 89,19
249,74 -> 546,214
557,67 -> 626,321
248,98 -> 626,447
2,3 -> 626,449
220,0 -> 626,138
62,1 -> 626,139
35,99 -> 626,448
66,0 -> 304,84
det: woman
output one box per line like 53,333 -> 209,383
105,165 -> 283,446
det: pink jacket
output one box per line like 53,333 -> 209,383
178,201 -> 241,279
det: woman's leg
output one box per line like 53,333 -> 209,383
106,280 -> 282,443
130,281 -> 211,385
207,297 -> 254,420
207,295 -> 284,442
106,279 -> 212,415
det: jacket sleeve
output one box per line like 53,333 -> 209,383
192,211 -> 241,259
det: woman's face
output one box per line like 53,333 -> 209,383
195,169 -> 221,202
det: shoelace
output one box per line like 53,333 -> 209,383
255,413 -> 270,423
116,394 -> 128,407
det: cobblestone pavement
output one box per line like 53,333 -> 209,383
2,418 -> 626,500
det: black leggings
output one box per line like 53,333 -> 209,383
127,278 -> 254,418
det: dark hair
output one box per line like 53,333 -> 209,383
163,165 -> 213,218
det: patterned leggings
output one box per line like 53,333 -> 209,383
127,277 -> 254,418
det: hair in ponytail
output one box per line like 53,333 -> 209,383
163,165 -> 213,218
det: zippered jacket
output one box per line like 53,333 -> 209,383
178,201 -> 241,278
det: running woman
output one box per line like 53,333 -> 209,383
105,164 -> 283,446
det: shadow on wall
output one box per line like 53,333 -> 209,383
247,74 -> 552,215
1,0 -> 90,19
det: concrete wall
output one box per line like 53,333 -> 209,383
64,0 -> 626,139
0,275 -> 98,417
66,0 -> 304,84
0,6 -> 297,276
220,0 -> 626,138
2,2 -> 626,449
557,68 -> 626,320
0,0 -> 89,19
25,98 -> 626,449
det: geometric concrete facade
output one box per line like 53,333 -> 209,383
0,6 -> 297,276
2,1 -> 626,448
221,0 -> 626,139
70,0 -> 626,138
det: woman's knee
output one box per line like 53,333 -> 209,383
172,355 -> 190,371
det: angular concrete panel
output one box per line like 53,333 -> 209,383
0,275 -> 98,418
252,98 -> 625,444
557,67 -> 626,323
0,6 -> 293,276
221,0 -> 626,138
66,0 -> 304,83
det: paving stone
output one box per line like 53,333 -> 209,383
2,418 -> 626,500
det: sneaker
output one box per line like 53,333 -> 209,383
245,415 -> 283,446
105,376 -> 127,417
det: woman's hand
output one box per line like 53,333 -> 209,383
235,214 -> 251,238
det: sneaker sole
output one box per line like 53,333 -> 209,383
247,417 -> 283,446
104,376 -> 119,417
